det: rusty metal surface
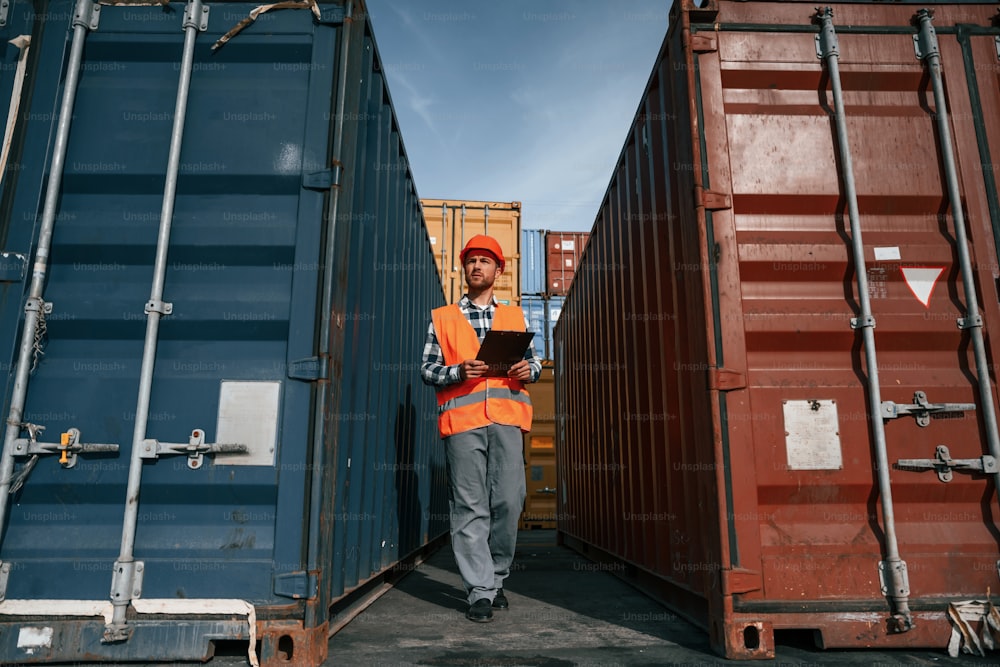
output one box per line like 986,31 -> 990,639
555,0 -> 1000,659
545,231 -> 589,296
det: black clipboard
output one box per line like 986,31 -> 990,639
475,330 -> 535,377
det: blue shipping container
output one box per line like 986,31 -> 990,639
521,228 -> 547,295
0,1 -> 447,664
547,296 -> 565,362
521,295 -> 547,361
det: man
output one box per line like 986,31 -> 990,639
421,234 -> 541,623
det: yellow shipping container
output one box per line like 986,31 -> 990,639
421,198 -> 521,306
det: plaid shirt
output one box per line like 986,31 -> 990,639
421,295 -> 542,387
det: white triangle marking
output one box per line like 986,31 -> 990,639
901,266 -> 945,307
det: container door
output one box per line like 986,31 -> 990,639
693,0 -> 1000,638
0,0 -> 342,660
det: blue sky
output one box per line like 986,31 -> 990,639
362,1 -> 670,232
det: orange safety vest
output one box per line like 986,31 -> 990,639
431,302 -> 533,437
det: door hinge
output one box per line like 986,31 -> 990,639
274,571 -> 318,599
710,367 -> 746,391
303,169 -> 336,191
689,33 -> 718,53
288,356 -> 325,381
721,567 -> 762,595
696,187 -> 731,211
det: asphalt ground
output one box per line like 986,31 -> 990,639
35,530 -> 1000,666
324,530 -> 996,667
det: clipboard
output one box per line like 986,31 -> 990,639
475,330 -> 535,377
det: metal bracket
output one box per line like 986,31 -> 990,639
12,426 -> 119,468
896,444 -> 997,482
850,314 -> 875,330
880,390 -> 975,427
814,7 -> 839,60
878,559 -> 910,597
912,9 -> 938,62
878,558 -> 914,633
0,0 -> 9,30
139,428 -> 248,469
957,314 -> 983,330
535,487 -> 556,495
109,560 -> 144,601
144,299 -> 173,316
24,297 -> 52,315
104,559 -> 144,642
0,562 -> 11,601
183,0 -> 210,32
73,0 -> 101,31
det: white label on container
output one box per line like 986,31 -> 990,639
783,399 -> 843,470
874,246 -> 900,261
216,381 -> 281,466
429,236 -> 437,245
564,259 -> 573,268
562,240 -> 575,251
550,308 -> 561,321
18,627 -> 53,652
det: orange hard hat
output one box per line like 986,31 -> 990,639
460,234 -> 505,272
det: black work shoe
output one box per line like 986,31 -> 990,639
466,598 -> 493,623
492,589 -> 509,610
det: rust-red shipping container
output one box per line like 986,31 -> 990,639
554,0 -> 1000,660
545,231 -> 590,295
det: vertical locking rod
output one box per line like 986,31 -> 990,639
816,7 -> 913,632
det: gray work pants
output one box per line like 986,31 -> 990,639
444,423 -> 526,605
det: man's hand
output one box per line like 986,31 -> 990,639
459,359 -> 489,380
507,359 -> 531,382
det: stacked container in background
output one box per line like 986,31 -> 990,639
519,228 -> 587,530
420,198 -> 521,306
545,231 -> 589,296
519,229 -> 589,359
521,228 -> 547,295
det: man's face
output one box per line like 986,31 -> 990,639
464,252 -> 501,290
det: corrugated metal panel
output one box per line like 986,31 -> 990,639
520,295 -> 563,362
521,228 -> 547,295
556,0 -> 1000,660
545,231 -> 589,296
546,296 -> 564,362
0,1 -> 446,664
521,295 -> 546,363
420,198 -> 521,305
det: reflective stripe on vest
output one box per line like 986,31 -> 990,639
439,386 -> 532,413
431,302 -> 533,437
